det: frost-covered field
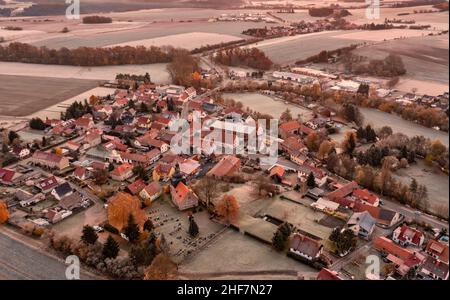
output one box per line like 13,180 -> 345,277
0,61 -> 171,83
107,32 -> 242,50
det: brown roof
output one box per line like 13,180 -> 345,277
426,240 -> 449,263
270,166 -> 285,179
127,179 -> 146,195
317,268 -> 342,280
32,151 -> 65,163
142,181 -> 161,196
290,233 -> 322,258
111,163 -> 133,176
207,155 -> 240,178
279,120 -> 301,132
326,181 -> 358,201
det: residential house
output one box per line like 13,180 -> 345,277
51,182 -> 73,201
74,117 -> 94,131
280,136 -> 307,155
37,176 -> 59,193
127,179 -> 146,196
346,211 -> 377,240
353,202 -> 401,228
31,151 -> 70,170
279,121 -> 302,139
297,163 -> 327,187
139,181 -> 162,202
373,236 -> 426,277
46,207 -> 72,224
351,189 -> 380,207
153,163 -> 175,182
417,256 -> 449,280
425,240 -> 449,264
289,233 -> 323,262
269,166 -> 285,183
73,166 -> 89,181
0,168 -> 20,185
59,193 -> 83,211
84,132 -> 102,148
110,163 -> 133,181
392,225 -> 425,247
326,181 -> 358,202
170,181 -> 198,211
179,159 -> 201,177
207,155 -> 241,178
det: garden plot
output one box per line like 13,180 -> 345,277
260,197 -> 333,241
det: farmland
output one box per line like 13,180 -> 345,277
360,107 -> 449,147
107,32 -> 242,50
0,61 -> 172,83
0,74 -> 99,117
352,34 -> 449,95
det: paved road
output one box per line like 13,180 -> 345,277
0,227 -> 100,280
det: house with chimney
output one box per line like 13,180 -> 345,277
346,211 -> 376,240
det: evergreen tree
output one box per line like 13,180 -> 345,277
279,222 -> 292,237
102,235 -> 119,259
188,216 -> 199,237
130,238 -> 157,266
81,225 -> 98,245
123,214 -> 141,243
272,230 -> 286,251
8,131 -> 19,144
143,219 -> 154,232
306,172 -> 316,188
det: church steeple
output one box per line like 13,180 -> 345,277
171,162 -> 185,187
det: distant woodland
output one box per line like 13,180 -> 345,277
213,48 -> 273,70
0,42 -> 181,66
82,15 -> 112,24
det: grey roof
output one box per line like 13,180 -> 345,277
348,211 -> 376,232
54,182 -> 73,198
379,208 -> 397,222
59,193 -> 82,210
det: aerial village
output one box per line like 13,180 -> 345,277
0,64 -> 448,280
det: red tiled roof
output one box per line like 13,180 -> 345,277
0,168 -> 16,183
142,181 -> 161,196
73,167 -> 87,178
326,181 -> 358,201
317,268 -> 342,280
207,155 -> 240,178
396,225 -> 423,245
279,120 -> 301,132
111,163 -> 133,176
290,233 -> 322,258
374,237 -> 412,261
171,182 -> 190,206
270,166 -> 285,179
127,179 -> 146,195
352,189 -> 379,205
426,240 -> 449,263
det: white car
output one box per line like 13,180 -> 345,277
93,226 -> 104,233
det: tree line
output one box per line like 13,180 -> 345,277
213,47 -> 273,70
0,42 -> 181,66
